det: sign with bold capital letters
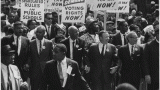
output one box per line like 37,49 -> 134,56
62,0 -> 86,23
94,0 -> 118,10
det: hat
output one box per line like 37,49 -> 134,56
106,21 -> 114,25
151,1 -> 155,4
1,45 -> 15,56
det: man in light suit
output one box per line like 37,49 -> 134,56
118,31 -> 148,89
1,45 -> 28,90
40,44 -> 91,90
88,30 -> 118,90
1,21 -> 30,81
61,26 -> 89,73
27,25 -> 53,90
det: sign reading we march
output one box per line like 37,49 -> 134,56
94,0 -> 118,10
107,0 -> 130,13
21,0 -> 44,22
62,0 -> 86,23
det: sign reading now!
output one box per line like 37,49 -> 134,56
107,0 -> 130,13
62,0 -> 86,23
45,0 -> 63,13
94,0 -> 118,10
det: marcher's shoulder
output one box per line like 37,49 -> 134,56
44,39 -> 52,43
46,60 -> 55,64
61,38 -> 68,43
30,39 -> 36,44
67,58 -> 78,65
108,43 -> 116,47
2,35 -> 12,39
90,43 -> 98,48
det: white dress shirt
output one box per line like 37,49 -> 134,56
69,38 -> 76,59
128,43 -> 135,55
36,38 -> 44,54
13,34 -> 21,55
99,42 -> 106,55
1,63 -> 8,90
120,32 -> 126,46
45,24 -> 51,36
57,57 -> 68,87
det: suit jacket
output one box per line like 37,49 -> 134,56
143,39 -> 159,83
40,58 -> 91,90
1,35 -> 30,81
111,32 -> 127,47
42,22 -> 59,40
118,44 -> 148,88
1,64 -> 23,90
61,38 -> 88,68
88,43 -> 117,85
29,38 -> 53,77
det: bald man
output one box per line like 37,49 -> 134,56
61,26 -> 89,74
118,31 -> 148,89
27,25 -> 53,90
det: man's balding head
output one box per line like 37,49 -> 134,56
35,25 -> 46,40
68,26 -> 79,40
116,83 -> 137,90
126,31 -> 138,45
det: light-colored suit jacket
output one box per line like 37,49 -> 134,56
1,64 -> 23,90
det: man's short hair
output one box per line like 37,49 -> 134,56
52,12 -> 58,16
55,35 -> 65,43
116,83 -> 137,90
126,31 -> 137,41
54,44 -> 67,53
129,24 -> 139,31
45,13 -> 52,18
14,21 -> 23,28
118,21 -> 126,30
35,25 -> 46,33
98,30 -> 109,38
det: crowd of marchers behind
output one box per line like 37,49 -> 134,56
1,1 -> 159,90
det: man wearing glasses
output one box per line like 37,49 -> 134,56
118,31 -> 148,89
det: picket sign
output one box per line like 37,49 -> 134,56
104,10 -> 107,31
21,0 -> 44,22
62,0 -> 86,23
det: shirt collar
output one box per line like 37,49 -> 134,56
59,56 -> 67,65
128,43 -> 135,47
36,38 -> 44,43
13,34 -> 21,39
156,38 -> 159,43
69,37 -> 76,42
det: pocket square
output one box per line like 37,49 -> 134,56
137,54 -> 140,56
78,48 -> 82,50
70,74 -> 75,76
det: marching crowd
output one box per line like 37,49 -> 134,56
1,0 -> 159,90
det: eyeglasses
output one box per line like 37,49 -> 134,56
46,18 -> 52,20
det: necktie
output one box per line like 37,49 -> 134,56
39,40 -> 42,54
101,44 -> 105,56
58,62 -> 63,86
48,26 -> 50,36
131,45 -> 134,60
123,34 -> 126,45
72,41 -> 75,59
16,37 -> 19,50
7,66 -> 12,90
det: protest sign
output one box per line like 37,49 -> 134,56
107,0 -> 130,13
44,0 -> 63,14
21,0 -> 44,22
16,0 -> 21,8
61,0 -> 86,23
94,0 -> 118,10
1,0 -> 5,4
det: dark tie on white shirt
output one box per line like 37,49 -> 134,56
48,26 -> 50,36
123,34 -> 126,45
58,62 -> 63,86
39,40 -> 42,54
101,44 -> 105,56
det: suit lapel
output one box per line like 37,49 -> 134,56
118,33 -> 122,45
64,59 -> 72,89
126,45 -> 132,60
40,39 -> 46,56
34,40 -> 40,57
19,37 -> 24,56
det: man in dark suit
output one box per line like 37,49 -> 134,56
88,30 -> 118,90
40,44 -> 91,90
118,31 -> 148,89
1,21 -> 30,81
61,26 -> 89,73
112,21 -> 128,49
143,24 -> 159,90
27,25 -> 53,90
